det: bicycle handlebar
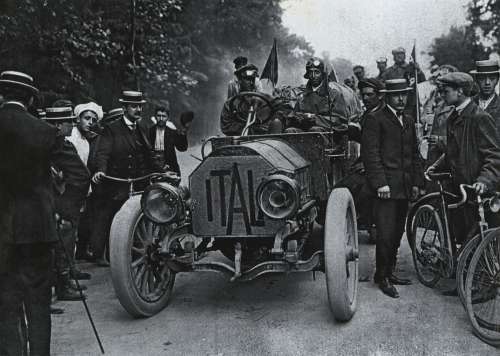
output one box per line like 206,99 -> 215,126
448,184 -> 476,209
103,172 -> 177,183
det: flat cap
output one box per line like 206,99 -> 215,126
392,47 -> 405,55
358,78 -> 385,92
436,72 -> 474,89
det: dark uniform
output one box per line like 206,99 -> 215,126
0,97 -> 59,355
91,116 -> 158,260
475,93 -> 500,134
362,104 -> 423,283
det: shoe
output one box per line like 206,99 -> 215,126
389,274 -> 412,285
50,306 -> 65,314
378,278 -> 399,298
69,280 -> 87,291
95,258 -> 110,267
442,288 -> 458,296
57,287 -> 86,301
71,269 -> 91,280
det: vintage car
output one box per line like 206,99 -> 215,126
109,91 -> 360,322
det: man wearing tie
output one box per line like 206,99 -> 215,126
361,79 -> 424,298
91,91 -> 159,266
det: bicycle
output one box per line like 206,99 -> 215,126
406,166 -> 500,346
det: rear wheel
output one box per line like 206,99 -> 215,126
110,196 -> 176,318
410,204 -> 445,287
324,188 -> 358,322
465,229 -> 500,347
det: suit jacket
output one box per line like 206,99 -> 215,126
94,118 -> 158,199
475,94 -> 500,135
361,105 -> 424,199
0,102 -> 59,245
442,101 -> 500,191
148,125 -> 188,175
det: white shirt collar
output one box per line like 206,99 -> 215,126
123,116 -> 135,128
455,98 -> 471,114
312,82 -> 324,92
386,104 -> 404,126
478,94 -> 495,110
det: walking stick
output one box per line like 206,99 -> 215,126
56,216 -> 105,354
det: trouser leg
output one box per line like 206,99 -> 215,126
90,198 -> 125,260
389,199 -> 409,273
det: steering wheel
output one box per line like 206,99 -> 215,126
228,91 -> 274,125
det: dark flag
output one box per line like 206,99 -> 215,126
411,40 -> 421,128
261,39 -> 278,86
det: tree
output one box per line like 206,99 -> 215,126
428,25 -> 489,72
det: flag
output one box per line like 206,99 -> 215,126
261,39 -> 278,86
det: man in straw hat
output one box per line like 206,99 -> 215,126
0,70 -> 58,355
471,59 -> 500,132
362,79 -> 424,298
44,106 -> 91,301
91,91 -> 164,266
432,73 -> 500,260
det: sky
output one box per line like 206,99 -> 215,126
282,0 -> 470,75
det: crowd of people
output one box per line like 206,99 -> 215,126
2,44 -> 500,354
0,71 -> 190,355
219,48 -> 500,300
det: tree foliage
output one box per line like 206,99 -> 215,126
0,0 -> 314,138
428,25 -> 489,72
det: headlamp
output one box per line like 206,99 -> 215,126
256,175 -> 300,219
141,183 -> 185,224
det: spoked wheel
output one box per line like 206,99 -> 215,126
324,188 -> 359,322
410,204 -> 446,287
457,234 -> 482,308
465,228 -> 500,347
110,196 -> 176,318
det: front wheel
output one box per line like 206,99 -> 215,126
410,204 -> 445,287
457,233 -> 481,308
464,228 -> 500,347
110,195 -> 176,318
324,188 -> 359,322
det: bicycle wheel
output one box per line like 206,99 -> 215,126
410,204 -> 445,287
457,234 -> 481,308
465,228 -> 500,347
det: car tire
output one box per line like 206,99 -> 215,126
324,188 -> 359,322
110,195 -> 176,318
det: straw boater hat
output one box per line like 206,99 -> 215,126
103,108 -> 124,123
44,106 -> 76,121
470,60 -> 500,75
380,79 -> 412,93
119,90 -> 146,104
0,70 -> 39,93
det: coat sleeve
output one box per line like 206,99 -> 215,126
94,125 -> 113,174
475,114 -> 500,190
361,115 -> 388,190
220,100 -> 242,136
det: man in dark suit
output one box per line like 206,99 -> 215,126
0,71 -> 59,355
149,106 -> 189,176
362,79 -> 424,298
435,72 -> 500,244
91,91 -> 160,266
471,60 -> 500,135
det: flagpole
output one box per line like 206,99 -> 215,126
413,39 -> 421,137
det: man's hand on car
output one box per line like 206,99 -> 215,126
92,171 -> 105,184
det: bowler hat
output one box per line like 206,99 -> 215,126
392,47 -> 406,55
470,60 -> 500,75
103,108 -> 124,123
234,64 -> 259,77
119,90 -> 146,104
380,79 -> 412,93
358,78 -> 385,92
437,72 -> 474,89
304,58 -> 325,79
44,106 -> 76,121
0,70 -> 39,94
